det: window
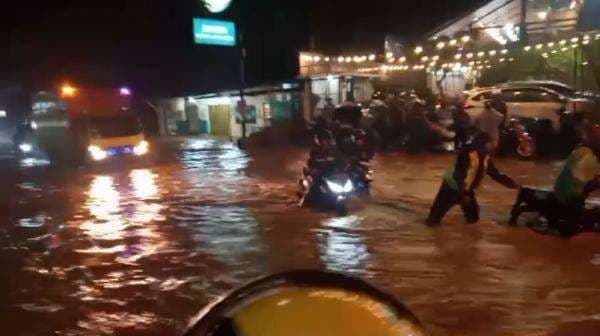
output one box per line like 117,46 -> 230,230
501,88 -> 561,103
472,91 -> 492,101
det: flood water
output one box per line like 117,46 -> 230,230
1,138 -> 599,336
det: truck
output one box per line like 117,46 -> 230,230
28,85 -> 149,165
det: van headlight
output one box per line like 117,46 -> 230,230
88,145 -> 107,161
326,180 -> 353,193
133,140 -> 149,156
19,143 -> 33,153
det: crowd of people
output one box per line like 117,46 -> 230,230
309,91 -> 600,237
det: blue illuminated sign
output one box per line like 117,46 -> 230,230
193,18 -> 236,46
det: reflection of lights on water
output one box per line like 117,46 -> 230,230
319,216 -> 369,273
18,214 -> 46,228
130,169 -> 165,225
187,206 -> 263,268
181,139 -> 248,175
130,169 -> 159,199
218,143 -> 249,172
82,175 -> 125,241
186,138 -> 217,151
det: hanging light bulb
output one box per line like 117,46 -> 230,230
449,39 -> 458,46
368,54 -> 376,61
488,50 -> 497,56
466,53 -> 474,59
535,44 -> 543,50
414,46 -> 423,54
461,35 -> 471,43
524,45 -> 532,51
436,42 -> 446,49
547,42 -> 555,48
477,51 -> 485,58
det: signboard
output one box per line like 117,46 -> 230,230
193,18 -> 236,46
236,104 -> 256,124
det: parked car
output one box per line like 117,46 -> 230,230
498,81 -> 600,123
463,86 -> 595,130
501,80 -> 600,101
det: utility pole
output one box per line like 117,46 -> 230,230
519,0 -> 529,44
238,31 -> 247,142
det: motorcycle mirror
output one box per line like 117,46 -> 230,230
183,271 -> 426,336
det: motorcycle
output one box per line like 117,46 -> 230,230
348,160 -> 373,195
183,271 -> 426,336
501,118 -> 536,158
299,165 -> 355,215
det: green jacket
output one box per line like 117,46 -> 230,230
554,146 -> 600,204
444,147 -> 516,191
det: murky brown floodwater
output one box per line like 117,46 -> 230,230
1,138 -> 599,336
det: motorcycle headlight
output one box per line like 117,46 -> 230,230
133,140 -> 149,156
19,143 -> 33,153
343,180 -> 353,192
88,145 -> 107,161
326,180 -> 345,193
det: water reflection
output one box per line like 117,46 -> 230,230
81,175 -> 124,242
18,214 -> 46,228
71,169 -> 171,332
318,215 -> 369,274
184,205 -> 264,270
180,139 -> 249,177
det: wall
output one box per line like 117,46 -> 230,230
190,94 -> 271,139
150,98 -> 185,135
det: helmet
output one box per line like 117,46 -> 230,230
184,271 -> 426,336
314,129 -> 335,147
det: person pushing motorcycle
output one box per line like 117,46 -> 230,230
548,124 -> 600,234
426,132 -> 520,226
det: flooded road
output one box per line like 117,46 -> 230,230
1,137 -> 600,336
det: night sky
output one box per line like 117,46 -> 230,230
0,0 -> 486,96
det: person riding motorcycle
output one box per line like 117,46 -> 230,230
426,132 -> 520,225
307,129 -> 345,187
